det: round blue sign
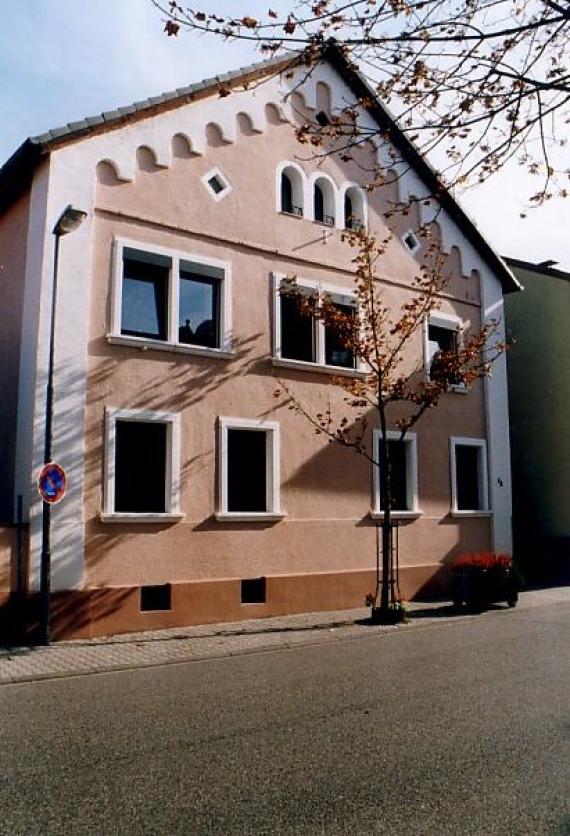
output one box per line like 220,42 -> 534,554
38,462 -> 67,504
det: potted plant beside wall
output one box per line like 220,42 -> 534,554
451,552 -> 522,612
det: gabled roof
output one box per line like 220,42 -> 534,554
0,41 -> 520,293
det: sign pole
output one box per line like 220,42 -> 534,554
39,232 -> 61,646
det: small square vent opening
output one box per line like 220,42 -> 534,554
140,583 -> 172,612
241,577 -> 266,605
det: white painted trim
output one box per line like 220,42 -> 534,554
275,160 -> 307,216
372,430 -> 419,515
449,436 -> 489,514
272,272 -> 363,373
308,171 -> 338,226
111,237 -> 233,353
103,407 -> 182,518
423,311 -> 466,386
201,167 -> 233,202
100,513 -> 185,523
218,416 -> 283,517
339,182 -> 368,231
106,334 -> 234,360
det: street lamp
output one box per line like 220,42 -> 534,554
38,205 -> 87,645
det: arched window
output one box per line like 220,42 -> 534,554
279,165 -> 304,216
343,186 -> 365,230
313,176 -> 336,225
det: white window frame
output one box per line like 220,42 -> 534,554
370,430 -> 420,519
216,417 -> 285,522
101,407 -> 184,523
449,436 -> 491,517
340,182 -> 368,232
272,273 -> 367,378
108,238 -> 233,359
201,166 -> 233,202
276,160 -> 307,217
424,311 -> 467,393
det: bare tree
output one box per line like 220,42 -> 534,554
275,229 -> 507,621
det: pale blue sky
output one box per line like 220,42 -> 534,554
1,0 -> 567,269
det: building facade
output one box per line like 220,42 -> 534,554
505,257 -> 569,583
0,46 -> 518,638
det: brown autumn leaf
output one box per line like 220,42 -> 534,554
284,17 -> 296,34
242,16 -> 258,28
164,20 -> 180,36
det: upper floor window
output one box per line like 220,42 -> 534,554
343,186 -> 366,231
426,313 -> 464,388
109,240 -> 232,357
312,176 -> 335,226
278,163 -> 304,217
273,275 -> 361,373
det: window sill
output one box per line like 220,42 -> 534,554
215,511 -> 287,523
279,210 -> 304,220
450,510 -> 493,518
272,358 -> 368,379
100,512 -> 185,524
107,334 -> 233,360
369,510 -> 422,521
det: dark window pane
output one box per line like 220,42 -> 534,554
121,257 -> 168,341
324,303 -> 356,368
314,184 -> 324,222
456,445 -> 481,510
281,294 -> 315,362
227,429 -> 267,513
380,440 -> 408,511
208,175 -> 224,195
115,421 -> 167,513
344,194 -> 354,229
179,271 -> 220,348
281,173 -> 293,213
241,577 -> 266,604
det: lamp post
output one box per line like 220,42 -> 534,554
38,205 -> 87,646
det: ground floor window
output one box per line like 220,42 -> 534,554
217,417 -> 284,521
102,408 -> 182,522
372,431 -> 419,518
450,437 -> 489,513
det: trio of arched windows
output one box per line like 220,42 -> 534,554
278,163 -> 367,230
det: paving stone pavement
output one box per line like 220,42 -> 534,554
0,586 -> 568,685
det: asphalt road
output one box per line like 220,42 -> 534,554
1,601 -> 568,836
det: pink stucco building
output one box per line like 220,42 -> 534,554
0,45 -> 519,639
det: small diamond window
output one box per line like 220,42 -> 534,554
403,230 -> 421,254
201,167 -> 232,202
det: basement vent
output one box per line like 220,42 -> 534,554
241,577 -> 266,605
140,583 -> 172,612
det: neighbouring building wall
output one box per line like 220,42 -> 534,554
505,260 -> 570,581
0,192 -> 30,522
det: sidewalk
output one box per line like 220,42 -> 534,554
1,586 -> 568,686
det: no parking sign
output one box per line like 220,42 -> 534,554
38,462 -> 67,504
